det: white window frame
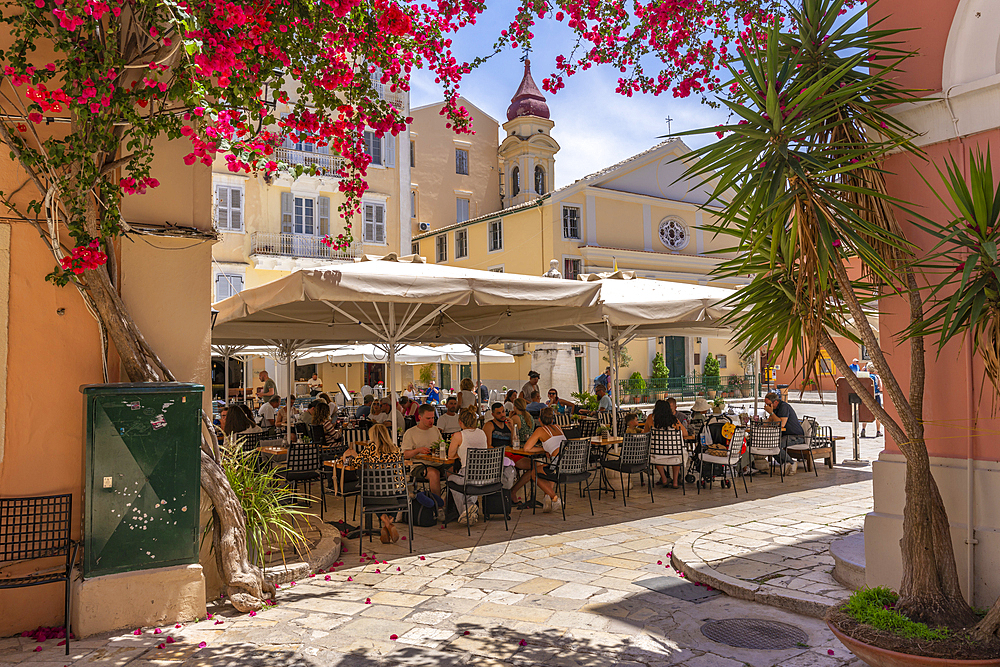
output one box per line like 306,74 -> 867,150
215,184 -> 245,232
214,272 -> 244,301
561,204 -> 581,240
364,130 -> 383,167
454,228 -> 468,260
411,190 -> 417,219
487,219 -> 503,253
293,195 -> 316,236
362,201 -> 387,245
436,234 -> 448,262
411,241 -> 419,256
562,255 -> 582,281
456,197 -> 470,224
717,354 -> 728,369
487,265 -> 504,273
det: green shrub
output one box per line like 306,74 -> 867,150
844,587 -> 951,642
651,352 -> 670,379
625,371 -> 646,395
703,354 -> 720,389
571,390 -> 599,413
418,364 -> 434,386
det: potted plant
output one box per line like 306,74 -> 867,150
712,395 -> 724,414
571,390 -> 600,415
651,352 -> 670,401
684,0 -> 1000,658
625,371 -> 646,405
801,378 -> 817,392
703,353 -> 720,399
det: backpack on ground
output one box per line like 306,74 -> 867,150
481,489 -> 512,521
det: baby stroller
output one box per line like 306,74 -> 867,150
684,416 -> 735,488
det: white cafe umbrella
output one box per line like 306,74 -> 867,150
213,255 -> 603,439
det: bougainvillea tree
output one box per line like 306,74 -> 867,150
0,0 -> 803,611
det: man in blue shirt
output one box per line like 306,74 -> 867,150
425,381 -> 440,404
848,358 -> 860,374
526,391 -> 547,417
355,394 -> 374,419
596,384 -> 614,412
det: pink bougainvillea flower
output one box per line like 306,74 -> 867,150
133,629 -> 142,635
396,567 -> 401,572
518,639 -> 526,646
401,537 -> 406,541
248,611 -> 256,617
325,575 -> 331,581
290,582 -> 296,586
58,640 -> 66,646
207,614 -> 214,620
389,634 -> 398,640
166,637 -> 175,644
375,569 -> 381,574
666,551 -> 672,558
828,650 -> 835,656
154,628 -> 162,634
463,631 -> 470,636
365,598 -> 371,604
657,561 -> 662,565
33,647 -> 42,652
347,577 -> 353,581
214,620 -> 224,625
198,642 -> 207,648
175,624 -> 182,629
157,643 -> 165,649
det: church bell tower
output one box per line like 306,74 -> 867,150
499,60 -> 560,207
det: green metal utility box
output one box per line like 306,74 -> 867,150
81,383 -> 204,578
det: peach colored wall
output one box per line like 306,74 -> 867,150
881,130 -> 1000,461
0,223 -> 107,636
868,0 -> 959,94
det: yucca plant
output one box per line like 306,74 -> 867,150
206,439 -> 314,573
680,0 -> 1000,639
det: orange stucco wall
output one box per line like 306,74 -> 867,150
881,131 -> 1000,462
0,222 -> 108,635
868,0 -> 959,94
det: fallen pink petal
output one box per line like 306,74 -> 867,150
33,647 -> 41,652
518,639 -> 527,646
157,643 -> 165,649
828,650 -> 835,656
325,575 -> 332,581
347,576 -> 353,581
207,613 -> 213,620
389,634 -> 398,640
154,628 -> 162,634
248,611 -> 257,617
419,556 -> 425,560
375,569 -> 381,574
133,629 -> 142,635
365,598 -> 371,604
215,620 -> 224,625
198,642 -> 207,648
175,624 -> 182,628
463,630 -> 470,636
657,561 -> 662,565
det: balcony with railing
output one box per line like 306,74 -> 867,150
273,147 -> 346,174
250,232 -> 362,262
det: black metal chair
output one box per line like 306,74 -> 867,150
445,446 -> 507,536
359,455 -> 412,553
280,443 -> 326,517
748,422 -> 784,481
578,418 -> 599,439
601,432 -> 652,505
538,438 -> 593,521
649,428 -> 688,496
699,426 -> 748,498
0,495 -> 78,655
553,412 -> 572,427
294,423 -> 311,441
237,430 -> 264,454
787,418 -> 829,477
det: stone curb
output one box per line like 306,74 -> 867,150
671,527 -> 840,619
264,516 -> 342,586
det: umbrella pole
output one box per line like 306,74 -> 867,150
285,344 -> 293,447
389,305 -> 398,440
224,352 -> 229,406
476,346 -> 482,405
606,319 -> 619,445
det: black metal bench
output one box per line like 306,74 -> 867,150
0,494 -> 78,655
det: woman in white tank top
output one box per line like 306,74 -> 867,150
509,407 -> 563,513
447,409 -> 489,525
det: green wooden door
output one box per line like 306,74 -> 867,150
664,336 -> 686,379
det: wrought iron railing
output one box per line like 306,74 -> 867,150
615,373 -> 760,404
250,232 -> 362,261
273,147 -> 346,174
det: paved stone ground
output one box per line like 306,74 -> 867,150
1,400 -> 882,667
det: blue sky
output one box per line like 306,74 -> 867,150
409,4 -> 732,188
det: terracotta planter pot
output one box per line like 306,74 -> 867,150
826,620 -> 1000,667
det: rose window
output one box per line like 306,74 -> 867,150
658,217 -> 689,250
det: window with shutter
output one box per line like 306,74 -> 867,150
456,198 -> 469,223
488,220 -> 503,252
562,205 -> 581,240
455,229 -> 468,259
436,235 -> 447,262
318,196 -> 330,237
409,140 -> 415,168
364,131 -> 382,166
410,191 -> 417,218
363,202 -> 386,244
215,274 -> 244,301
215,185 -> 244,231
385,135 -> 395,168
293,197 -> 315,235
281,192 -> 293,234
455,149 -> 469,175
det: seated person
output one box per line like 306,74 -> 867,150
503,389 -> 517,414
401,403 -> 445,499
545,389 -> 576,414
510,398 -> 534,445
425,381 -> 440,404
667,397 -> 689,429
275,395 -> 297,428
764,391 -> 803,475
643,399 -> 690,488
257,395 -> 280,428
446,409 -> 489,526
307,372 -> 323,396
509,408 -> 563,513
525,391 -> 547,418
223,403 -> 262,441
370,397 -> 394,424
342,423 -> 402,543
457,377 -> 478,412
355,394 -> 375,419
398,395 -> 419,418
311,401 -> 346,458
483,403 -> 513,449
596,384 -> 614,412
623,412 -> 641,434
436,396 -> 462,435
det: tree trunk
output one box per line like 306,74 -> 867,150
82,260 -> 272,613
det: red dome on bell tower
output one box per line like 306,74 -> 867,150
505,60 -> 550,121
